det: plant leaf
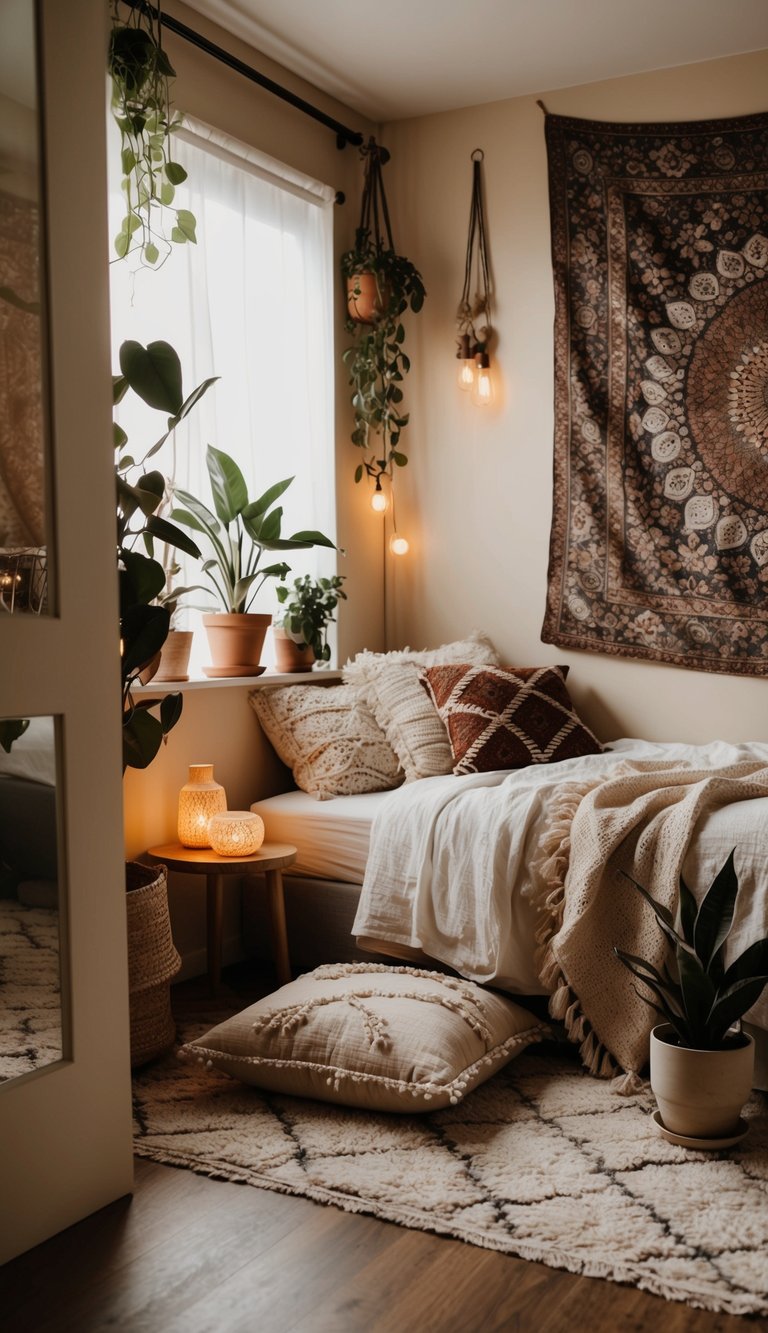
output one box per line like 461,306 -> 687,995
159,692 -> 183,735
693,848 -> 738,968
145,515 -> 202,559
119,339 -> 183,414
122,707 -> 163,771
678,872 -> 698,947
243,477 -> 295,521
206,446 -> 248,525
707,978 -> 768,1042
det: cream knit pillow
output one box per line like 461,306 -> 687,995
181,963 -> 547,1113
342,632 -> 500,782
250,684 -> 403,799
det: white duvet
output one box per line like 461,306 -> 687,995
353,738 -> 768,1003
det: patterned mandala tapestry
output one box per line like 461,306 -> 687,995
542,111 -> 768,676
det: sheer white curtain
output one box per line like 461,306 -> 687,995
109,116 -> 336,668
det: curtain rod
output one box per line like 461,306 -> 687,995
121,0 -> 365,150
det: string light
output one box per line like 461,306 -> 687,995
456,333 -> 475,392
389,533 -> 409,556
370,478 -> 389,512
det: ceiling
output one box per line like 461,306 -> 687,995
183,0 -> 768,122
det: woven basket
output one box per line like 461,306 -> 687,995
126,861 -> 181,1068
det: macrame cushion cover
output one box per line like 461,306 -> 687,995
180,963 -> 547,1112
420,664 -> 602,775
249,684 -> 403,799
342,632 -> 500,782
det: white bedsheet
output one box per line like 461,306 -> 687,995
352,738 -> 768,1002
250,788 -> 389,884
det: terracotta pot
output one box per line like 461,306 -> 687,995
202,612 -> 271,678
153,630 -> 193,682
650,1023 -> 754,1139
273,626 -> 315,673
346,271 -> 387,324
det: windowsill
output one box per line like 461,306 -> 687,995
133,668 -> 343,696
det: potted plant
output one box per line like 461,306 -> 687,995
109,0 -> 196,267
171,446 -> 336,676
341,138 -> 425,497
114,338 -> 216,755
114,338 -> 216,1066
615,850 -> 768,1142
273,573 -> 347,672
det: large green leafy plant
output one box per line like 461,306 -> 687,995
171,448 -> 336,614
615,851 -> 768,1050
109,0 -> 196,266
115,340 -> 215,768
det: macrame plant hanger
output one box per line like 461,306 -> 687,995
456,149 -> 494,405
356,137 -> 393,255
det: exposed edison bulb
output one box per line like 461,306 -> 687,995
456,334 -> 474,392
370,482 -> 389,513
389,533 -> 409,556
472,353 -> 494,407
457,358 -> 475,392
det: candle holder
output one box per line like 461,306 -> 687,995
207,811 -> 265,857
177,764 -> 227,848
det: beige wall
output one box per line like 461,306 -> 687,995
382,50 -> 768,743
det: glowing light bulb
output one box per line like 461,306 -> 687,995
370,483 -> 389,513
457,358 -> 475,392
456,333 -> 474,392
472,352 -> 494,407
389,534 -> 409,556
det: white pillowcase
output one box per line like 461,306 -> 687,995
181,962 -> 547,1112
249,684 -> 402,799
342,632 -> 500,782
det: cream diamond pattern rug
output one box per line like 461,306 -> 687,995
133,1025 -> 768,1318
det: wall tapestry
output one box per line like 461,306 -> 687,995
542,110 -> 768,676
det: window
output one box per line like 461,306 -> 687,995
109,117 -> 337,670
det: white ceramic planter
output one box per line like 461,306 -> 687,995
650,1023 -> 754,1139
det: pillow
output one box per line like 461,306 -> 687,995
249,684 -> 402,799
342,629 -> 499,689
421,664 -> 603,775
343,631 -> 500,782
180,962 -> 547,1112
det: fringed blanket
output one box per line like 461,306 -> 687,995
534,760 -> 768,1087
353,739 -> 768,1080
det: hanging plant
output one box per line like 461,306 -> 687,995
341,139 -> 425,492
108,0 -> 196,267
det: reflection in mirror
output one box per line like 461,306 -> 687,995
0,0 -> 50,614
0,715 -> 63,1081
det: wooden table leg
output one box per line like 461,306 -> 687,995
265,868 -> 292,986
206,872 -> 224,994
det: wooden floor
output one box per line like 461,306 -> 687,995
1,967 -> 763,1333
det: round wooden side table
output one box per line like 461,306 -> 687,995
146,841 -> 297,994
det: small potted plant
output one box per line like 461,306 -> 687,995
171,447 -> 336,676
615,850 -> 767,1143
273,573 -> 347,672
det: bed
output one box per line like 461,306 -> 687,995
250,735 -> 768,1087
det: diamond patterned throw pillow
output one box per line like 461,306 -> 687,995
420,664 -> 602,774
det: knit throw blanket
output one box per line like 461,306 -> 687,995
533,760 -> 768,1087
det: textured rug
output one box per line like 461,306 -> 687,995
542,110 -> 768,676
133,1022 -> 768,1317
0,899 -> 61,1081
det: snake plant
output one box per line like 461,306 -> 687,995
615,850 -> 768,1050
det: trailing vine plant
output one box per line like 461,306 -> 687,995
109,0 -> 196,267
341,139 -> 425,495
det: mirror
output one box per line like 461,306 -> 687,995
0,0 -> 51,614
0,715 -> 63,1081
